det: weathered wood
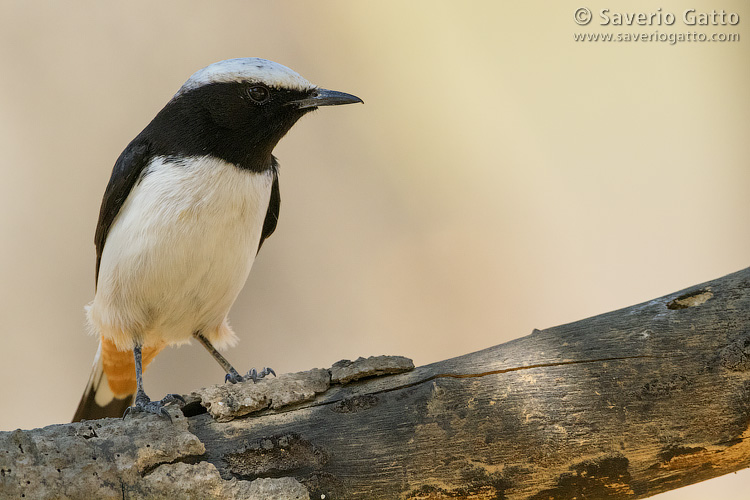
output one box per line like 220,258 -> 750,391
189,267 -> 750,498
2,268 -> 750,499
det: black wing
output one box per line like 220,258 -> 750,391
94,139 -> 152,284
257,164 -> 280,253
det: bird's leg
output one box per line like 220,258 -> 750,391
123,344 -> 184,421
194,332 -> 275,384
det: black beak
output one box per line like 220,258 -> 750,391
293,88 -> 363,109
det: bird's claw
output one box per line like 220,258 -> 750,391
224,369 -> 243,384
247,366 -> 276,382
224,366 -> 276,384
123,393 -> 185,422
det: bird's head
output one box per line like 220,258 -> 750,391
145,58 -> 362,171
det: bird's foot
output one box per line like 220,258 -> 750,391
224,366 -> 276,384
246,366 -> 276,382
123,391 -> 185,422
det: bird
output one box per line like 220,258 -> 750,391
72,58 -> 362,422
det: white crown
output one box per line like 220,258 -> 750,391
175,58 -> 316,98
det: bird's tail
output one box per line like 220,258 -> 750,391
72,338 -> 164,422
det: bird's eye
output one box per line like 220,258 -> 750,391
246,85 -> 270,103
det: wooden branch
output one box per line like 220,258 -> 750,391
2,268 -> 750,499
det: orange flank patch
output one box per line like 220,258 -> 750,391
100,337 -> 166,397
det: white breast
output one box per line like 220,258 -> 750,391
87,155 -> 274,351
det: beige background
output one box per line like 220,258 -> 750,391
0,1 -> 748,497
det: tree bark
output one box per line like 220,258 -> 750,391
2,267 -> 750,499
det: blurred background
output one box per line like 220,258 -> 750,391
0,1 -> 748,497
